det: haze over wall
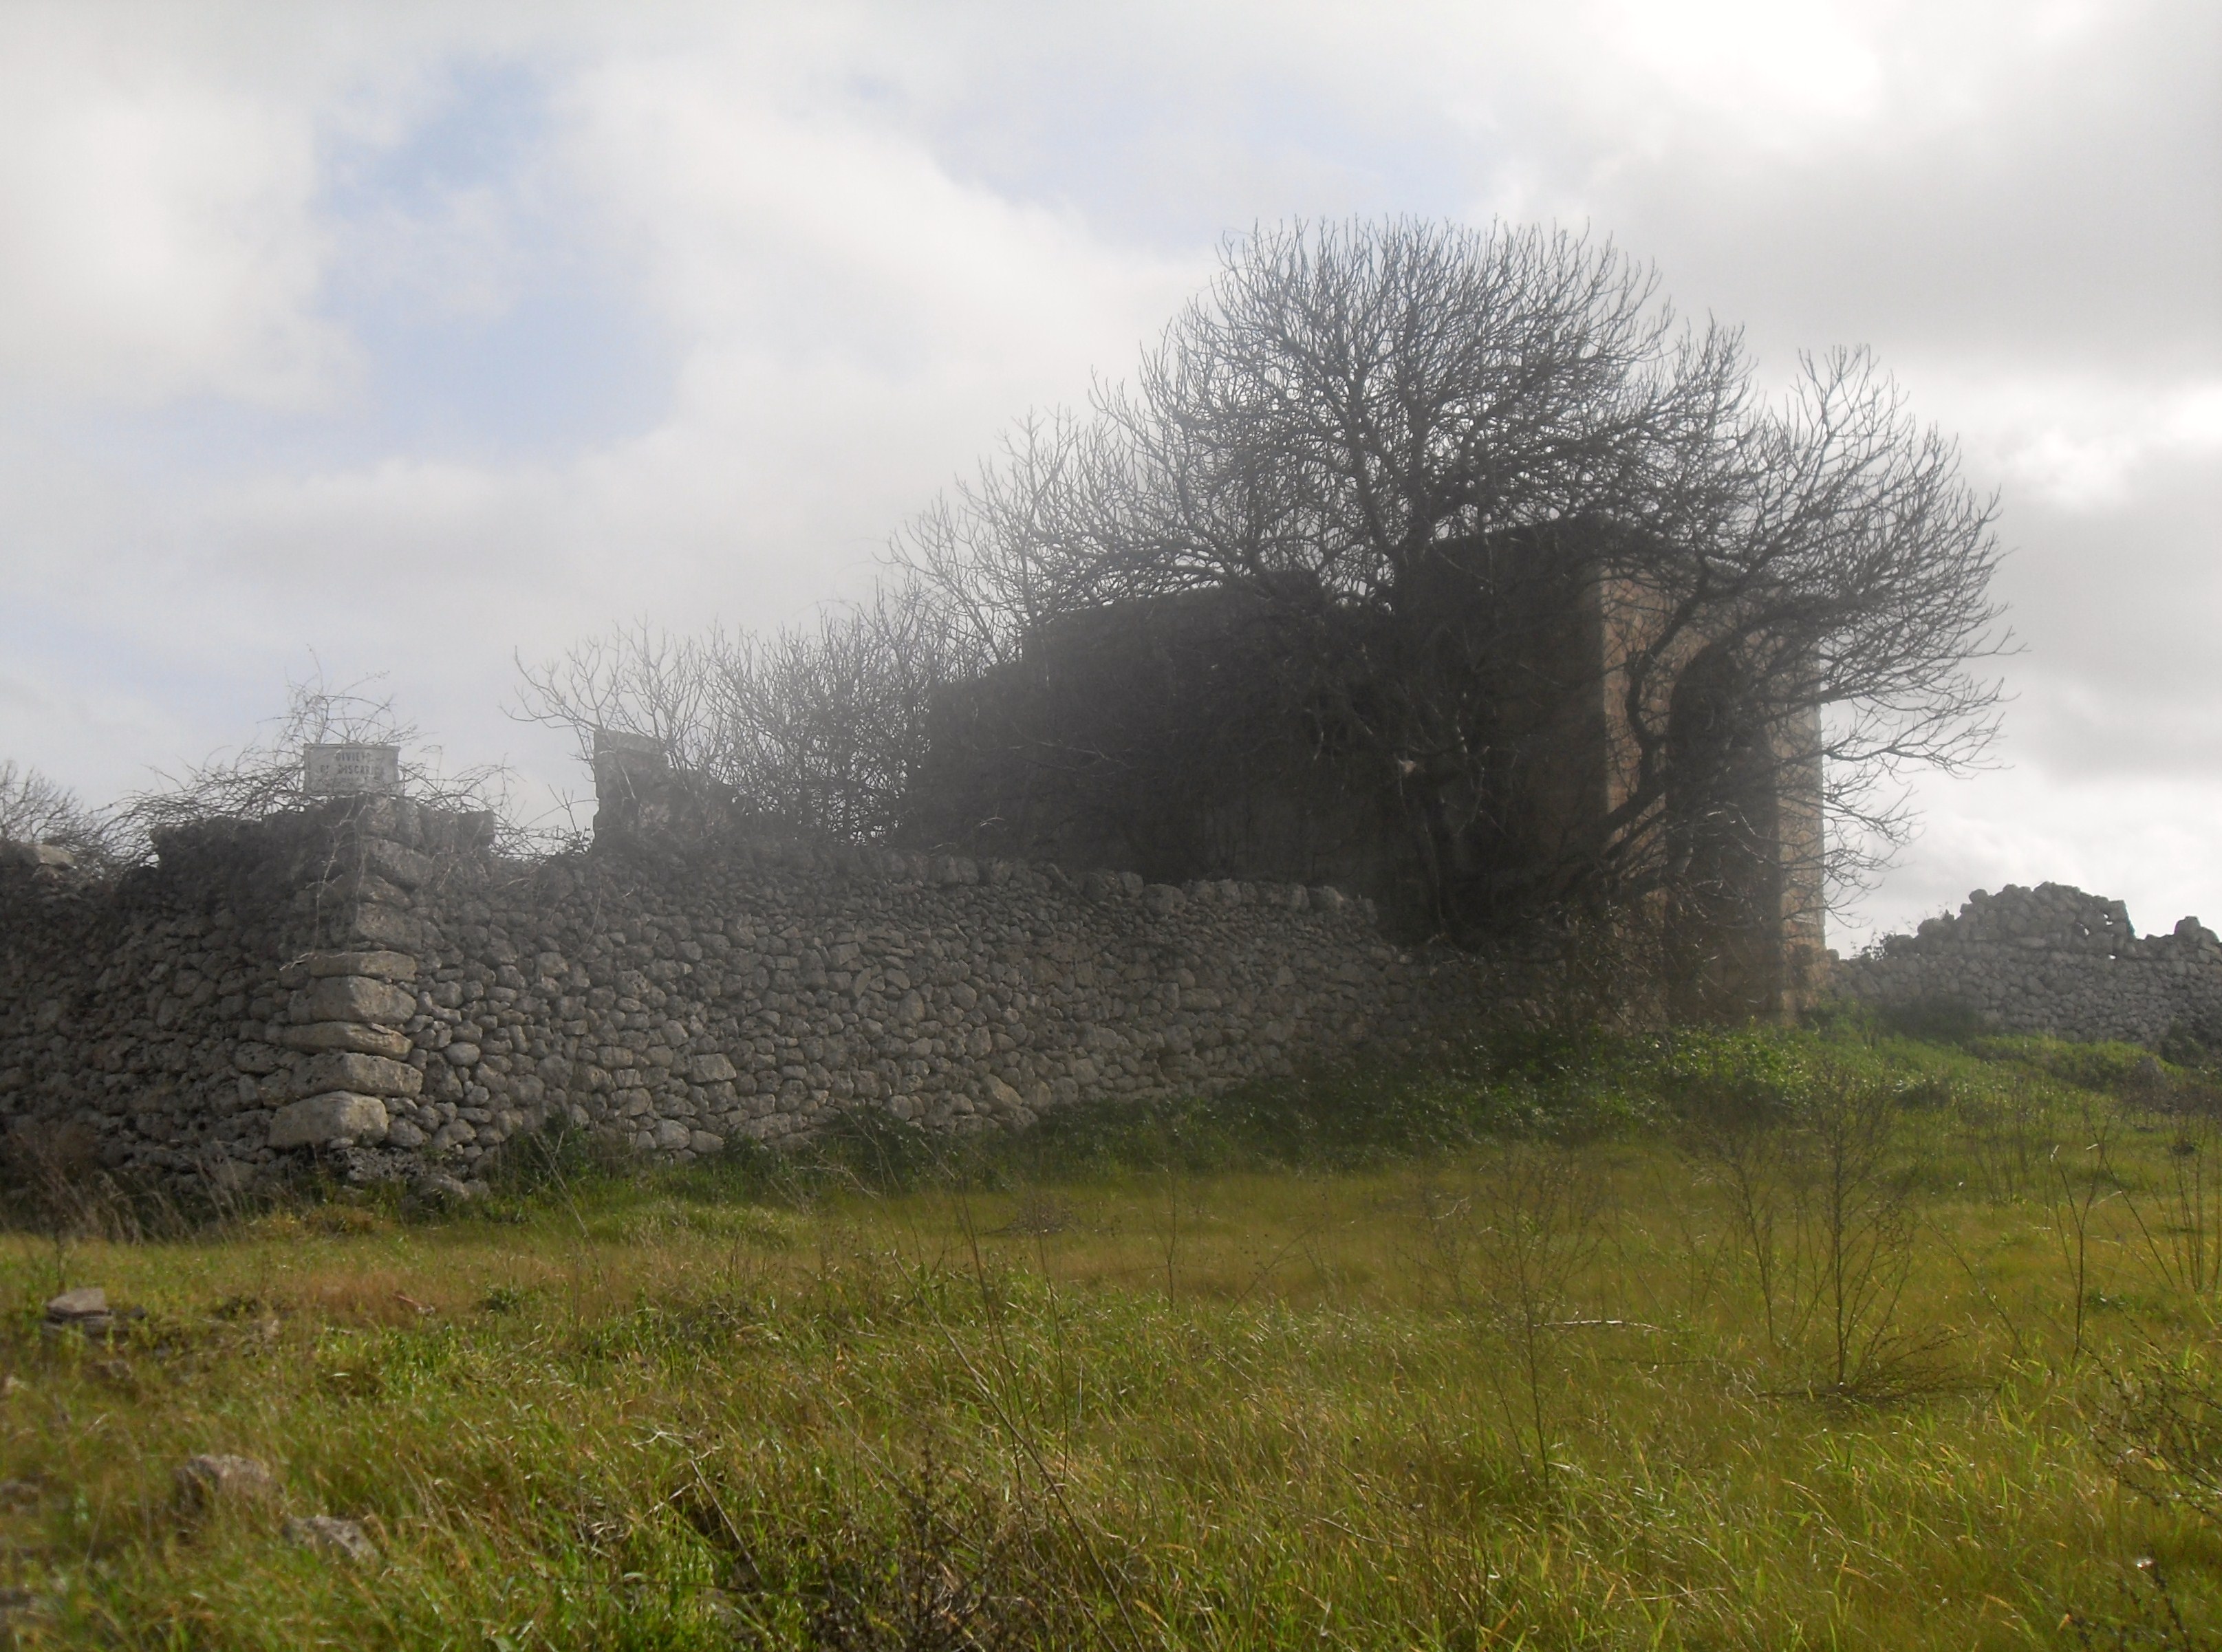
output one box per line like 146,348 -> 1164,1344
0,1 -> 2214,946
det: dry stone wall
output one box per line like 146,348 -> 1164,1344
1,798 -> 1476,1193
1831,882 -> 2222,1047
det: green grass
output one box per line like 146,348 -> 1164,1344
6,1024 -> 2222,1646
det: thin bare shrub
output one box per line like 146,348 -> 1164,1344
1419,1142 -> 1605,1486
1790,1068 -> 1937,1395
515,587 -> 986,845
2122,1110 -> 2222,1301
1949,1072 -> 2051,1206
2048,1107 -> 2122,1369
1685,1064 -> 1942,1397
111,669 -> 544,859
1680,1087 -> 1795,1348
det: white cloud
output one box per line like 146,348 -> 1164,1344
1903,372 -> 2222,511
0,7 -> 350,406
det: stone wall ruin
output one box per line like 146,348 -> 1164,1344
1832,882 -> 2222,1048
0,796 -> 1479,1195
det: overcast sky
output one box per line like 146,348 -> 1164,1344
1,0 -> 2214,946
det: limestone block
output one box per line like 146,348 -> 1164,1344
343,905 -> 422,953
688,1052 -> 737,1083
45,1287 -> 107,1321
324,870 -> 412,909
652,1118 -> 691,1151
296,1052 -> 421,1099
303,976 -> 416,1026
277,1022 -> 412,1059
305,950 -> 418,982
230,1042 -> 285,1075
362,838 -> 435,891
268,1092 -> 389,1149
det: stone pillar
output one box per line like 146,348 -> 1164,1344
266,953 -> 420,1148
264,800 -> 438,1153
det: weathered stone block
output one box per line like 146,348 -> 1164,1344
362,838 -> 435,890
343,905 -> 422,952
305,950 -> 417,982
277,1022 -> 412,1058
46,1287 -> 106,1318
269,1092 -> 389,1149
297,1052 -> 421,1099
302,975 -> 415,1025
323,870 -> 412,909
687,1052 -> 737,1083
230,1042 -> 285,1075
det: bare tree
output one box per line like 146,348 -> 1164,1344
892,220 -> 2006,946
516,585 -> 985,843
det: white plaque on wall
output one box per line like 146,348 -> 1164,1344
303,743 -> 402,796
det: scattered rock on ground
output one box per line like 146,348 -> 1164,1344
175,1454 -> 276,1510
284,1514 -> 380,1565
42,1287 -> 136,1343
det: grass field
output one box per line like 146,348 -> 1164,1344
5,1023 -> 2222,1647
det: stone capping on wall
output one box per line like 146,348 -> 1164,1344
1831,880 -> 2222,1049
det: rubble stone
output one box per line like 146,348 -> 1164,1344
1833,882 -> 2222,1047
